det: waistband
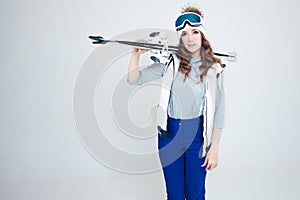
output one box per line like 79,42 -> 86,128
167,115 -> 203,125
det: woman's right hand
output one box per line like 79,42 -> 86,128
128,39 -> 147,82
132,39 -> 148,55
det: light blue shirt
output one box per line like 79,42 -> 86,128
128,56 -> 225,128
167,56 -> 205,119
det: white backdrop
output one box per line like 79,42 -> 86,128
1,0 -> 300,199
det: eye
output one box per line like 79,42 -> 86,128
181,32 -> 187,36
193,30 -> 200,34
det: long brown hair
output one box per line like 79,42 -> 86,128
175,7 -> 222,82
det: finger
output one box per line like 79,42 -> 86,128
134,39 -> 147,50
209,162 -> 218,170
206,162 -> 211,170
136,39 -> 147,43
214,162 -> 218,168
201,158 -> 207,167
210,163 -> 215,170
137,47 -> 146,51
206,162 -> 213,171
138,49 -> 147,54
212,163 -> 217,170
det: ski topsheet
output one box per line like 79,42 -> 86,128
89,28 -> 237,62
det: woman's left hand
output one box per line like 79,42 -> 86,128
201,147 -> 219,171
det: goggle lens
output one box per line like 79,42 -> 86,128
175,12 -> 202,31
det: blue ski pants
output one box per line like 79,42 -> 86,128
158,115 -> 207,200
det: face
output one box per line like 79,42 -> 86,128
181,28 -> 202,57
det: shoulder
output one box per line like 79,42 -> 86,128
206,63 -> 223,77
211,63 -> 224,73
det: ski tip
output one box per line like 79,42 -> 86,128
88,35 -> 106,44
214,52 -> 238,62
88,35 -> 100,39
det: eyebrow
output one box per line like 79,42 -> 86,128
181,29 -> 199,34
182,29 -> 199,32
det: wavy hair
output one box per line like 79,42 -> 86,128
175,7 -> 222,82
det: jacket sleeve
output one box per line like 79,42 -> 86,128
213,72 -> 225,128
127,63 -> 165,85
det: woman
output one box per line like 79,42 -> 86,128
127,6 -> 225,200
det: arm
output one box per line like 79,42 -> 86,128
210,71 -> 226,150
127,50 -> 142,83
127,42 -> 146,83
202,71 -> 225,170
127,50 -> 166,86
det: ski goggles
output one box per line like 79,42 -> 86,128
175,12 -> 203,31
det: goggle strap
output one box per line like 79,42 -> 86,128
176,20 -> 201,31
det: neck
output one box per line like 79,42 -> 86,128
191,55 -> 201,60
192,52 -> 201,58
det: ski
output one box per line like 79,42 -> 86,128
88,32 -> 237,62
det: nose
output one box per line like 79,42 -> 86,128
187,34 -> 193,42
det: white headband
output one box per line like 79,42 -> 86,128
177,23 -> 208,39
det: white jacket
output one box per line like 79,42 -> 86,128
156,54 -> 225,158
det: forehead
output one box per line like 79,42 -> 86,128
182,28 -> 199,33
180,23 -> 200,33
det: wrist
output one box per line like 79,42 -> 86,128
210,143 -> 220,151
131,50 -> 140,57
